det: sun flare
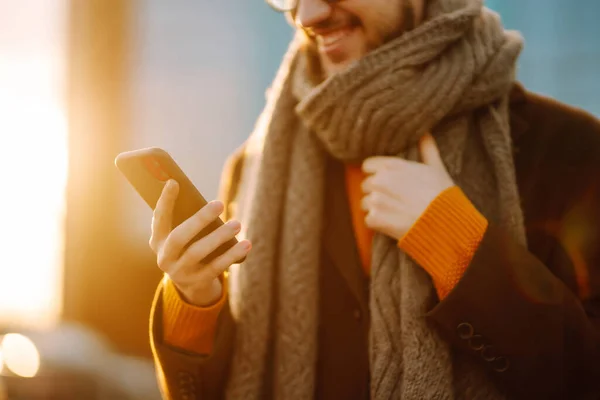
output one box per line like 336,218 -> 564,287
0,64 -> 67,327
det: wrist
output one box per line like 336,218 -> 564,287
398,186 -> 487,298
181,278 -> 223,307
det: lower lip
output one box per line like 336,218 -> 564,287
318,27 -> 356,57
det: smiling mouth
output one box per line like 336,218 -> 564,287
315,26 -> 356,54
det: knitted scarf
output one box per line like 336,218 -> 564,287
225,0 -> 524,398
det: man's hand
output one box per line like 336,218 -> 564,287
149,180 -> 252,307
361,133 -> 455,240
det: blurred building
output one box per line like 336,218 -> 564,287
489,0 -> 600,115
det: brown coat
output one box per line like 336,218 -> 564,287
150,84 -> 600,399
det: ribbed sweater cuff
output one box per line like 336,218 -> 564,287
162,275 -> 228,355
398,186 -> 488,299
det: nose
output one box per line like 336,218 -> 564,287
294,0 -> 333,29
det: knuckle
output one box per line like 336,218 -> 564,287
151,213 -> 160,228
208,248 -> 238,274
165,231 -> 183,251
153,204 -> 161,216
168,263 -> 188,283
183,241 -> 210,266
152,210 -> 166,229
365,211 -> 378,228
179,253 -> 197,270
156,249 -> 170,271
371,175 -> 386,191
208,262 -> 225,277
180,241 -> 200,261
148,236 -> 157,252
193,209 -> 213,229
200,259 -> 222,279
362,194 -> 375,212
370,192 -> 384,208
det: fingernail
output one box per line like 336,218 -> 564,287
241,240 -> 251,250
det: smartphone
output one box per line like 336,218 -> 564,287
115,147 -> 242,264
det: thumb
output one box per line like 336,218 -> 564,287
419,133 -> 445,170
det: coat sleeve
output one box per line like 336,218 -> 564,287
150,286 -> 236,399
149,144 -> 247,399
428,224 -> 600,399
427,105 -> 600,399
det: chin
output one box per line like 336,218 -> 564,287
322,59 -> 358,77
321,44 -> 367,77
319,37 -> 370,78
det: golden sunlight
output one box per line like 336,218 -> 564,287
0,1 -> 68,328
1,334 -> 41,378
0,81 -> 67,328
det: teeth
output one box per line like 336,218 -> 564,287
318,28 -> 351,47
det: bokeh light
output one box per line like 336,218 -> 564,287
1,334 -> 40,378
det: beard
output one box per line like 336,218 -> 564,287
298,0 -> 418,84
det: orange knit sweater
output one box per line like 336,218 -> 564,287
161,165 -> 488,354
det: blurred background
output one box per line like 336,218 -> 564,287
0,0 -> 597,398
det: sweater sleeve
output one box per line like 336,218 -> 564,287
161,275 -> 228,355
398,186 -> 488,299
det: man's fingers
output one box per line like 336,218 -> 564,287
178,218 -> 240,267
362,156 -> 411,174
362,157 -> 390,173
196,240 -> 252,282
162,200 -> 225,262
150,180 -> 179,251
419,133 -> 445,171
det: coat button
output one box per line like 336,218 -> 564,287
180,390 -> 196,400
353,309 -> 362,320
468,334 -> 485,351
492,356 -> 510,372
457,322 -> 474,339
178,372 -> 194,385
481,345 -> 496,362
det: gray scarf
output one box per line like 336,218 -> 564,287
225,0 -> 525,398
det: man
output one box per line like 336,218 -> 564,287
148,0 -> 600,399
